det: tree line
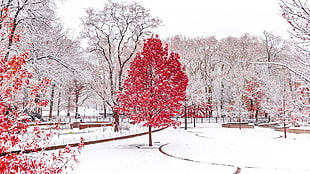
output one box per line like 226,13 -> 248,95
0,0 -> 306,126
9,0 -> 304,127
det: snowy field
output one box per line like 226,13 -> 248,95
71,123 -> 310,174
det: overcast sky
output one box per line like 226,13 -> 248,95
57,0 -> 290,39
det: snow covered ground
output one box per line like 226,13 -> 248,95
70,123 -> 310,174
22,122 -> 149,147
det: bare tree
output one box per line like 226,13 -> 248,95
261,31 -> 291,75
80,0 -> 162,131
0,0 -> 88,120
0,0 -> 56,57
167,36 -> 220,117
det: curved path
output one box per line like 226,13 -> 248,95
158,143 -> 257,170
158,128 -> 310,172
158,141 -> 310,173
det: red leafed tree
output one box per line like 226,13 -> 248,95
243,79 -> 264,121
298,85 -> 310,119
0,8 -> 83,173
117,36 -> 188,146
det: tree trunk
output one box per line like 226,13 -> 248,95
103,102 -> 107,118
238,117 -> 241,130
67,89 -> 71,117
113,110 -> 119,132
48,83 -> 55,119
255,109 -> 259,122
220,79 -> 224,118
148,125 -> 152,146
184,105 -> 188,130
57,91 -> 61,117
75,91 -> 79,118
208,85 -> 213,117
284,121 -> 287,138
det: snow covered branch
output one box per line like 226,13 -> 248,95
251,61 -> 310,87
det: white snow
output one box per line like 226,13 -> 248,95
23,124 -> 148,146
67,123 -> 310,174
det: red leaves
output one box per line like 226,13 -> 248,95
117,36 -> 188,128
0,8 -> 82,174
242,79 -> 265,115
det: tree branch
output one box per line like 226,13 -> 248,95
251,61 -> 310,87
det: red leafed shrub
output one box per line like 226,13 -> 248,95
242,79 -> 264,118
0,8 -> 83,174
